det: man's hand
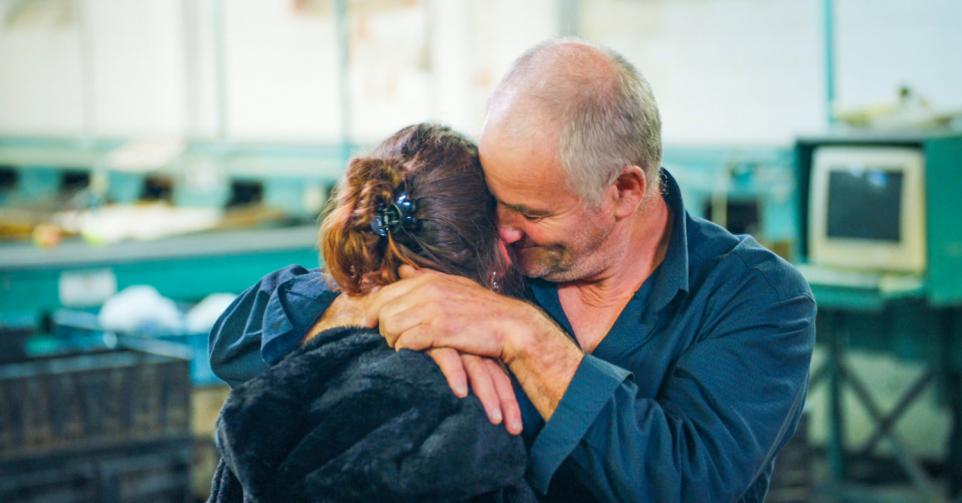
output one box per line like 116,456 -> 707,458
301,277 -> 524,433
365,266 -> 534,361
427,348 -> 522,435
367,265 -> 584,423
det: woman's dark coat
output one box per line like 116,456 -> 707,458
208,326 -> 535,503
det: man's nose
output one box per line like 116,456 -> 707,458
497,207 -> 523,244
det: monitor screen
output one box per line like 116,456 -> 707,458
807,146 -> 926,274
826,168 -> 903,242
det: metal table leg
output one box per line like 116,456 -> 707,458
947,370 -> 962,499
828,312 -> 847,482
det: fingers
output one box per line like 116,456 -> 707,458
398,264 -> 420,279
365,268 -> 482,328
425,349 -> 522,435
379,303 -> 431,347
428,348 -> 468,398
486,358 -> 523,435
392,324 -> 436,352
462,354 -> 503,426
363,273 -> 430,327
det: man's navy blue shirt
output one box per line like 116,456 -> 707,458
209,170 -> 816,502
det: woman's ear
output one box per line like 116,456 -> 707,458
497,238 -> 512,267
610,164 -> 647,219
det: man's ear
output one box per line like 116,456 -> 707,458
609,165 -> 647,219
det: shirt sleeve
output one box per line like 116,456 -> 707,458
526,276 -> 816,502
208,265 -> 337,388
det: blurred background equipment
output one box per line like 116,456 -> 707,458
794,131 -> 962,502
1,0 -> 961,501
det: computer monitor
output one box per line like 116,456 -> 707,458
808,146 -> 926,274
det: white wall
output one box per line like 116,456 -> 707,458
0,0 -> 84,134
223,0 -> 340,141
86,0 -> 185,136
346,0 -> 558,141
581,0 -> 962,145
581,0 -> 826,145
0,0 -> 557,141
835,0 -> 962,111
346,1 -> 430,141
0,0 -> 959,144
462,0 -> 560,133
0,0 -> 187,136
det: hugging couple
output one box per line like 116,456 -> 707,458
208,38 -> 815,503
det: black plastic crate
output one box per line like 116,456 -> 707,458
0,348 -> 191,460
0,439 -> 192,503
0,326 -> 30,364
50,308 -> 224,387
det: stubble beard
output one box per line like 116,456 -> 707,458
513,226 -> 610,283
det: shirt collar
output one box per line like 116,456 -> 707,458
647,168 -> 690,310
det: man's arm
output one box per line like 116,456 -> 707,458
208,265 -> 523,434
529,291 -> 814,501
373,265 -> 816,501
370,266 -> 585,419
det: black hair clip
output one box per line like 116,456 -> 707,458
371,190 -> 419,237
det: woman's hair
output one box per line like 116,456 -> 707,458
320,123 -> 519,296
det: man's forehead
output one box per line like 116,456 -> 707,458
479,137 -> 558,187
479,143 -> 577,217
480,116 -> 558,168
482,90 -> 560,142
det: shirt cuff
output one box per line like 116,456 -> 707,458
527,354 -> 631,494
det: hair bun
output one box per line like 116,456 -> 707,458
344,157 -> 408,231
320,123 -> 515,297
320,156 -> 413,294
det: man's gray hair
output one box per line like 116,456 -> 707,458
490,39 -> 662,205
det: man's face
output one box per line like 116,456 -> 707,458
479,124 -> 616,283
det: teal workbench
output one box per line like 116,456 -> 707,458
796,132 -> 962,501
803,269 -> 962,494
0,226 -> 321,330
806,278 -> 962,501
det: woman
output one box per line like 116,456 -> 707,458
209,124 -> 534,502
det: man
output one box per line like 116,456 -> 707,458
210,39 -> 815,502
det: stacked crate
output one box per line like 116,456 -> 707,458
0,348 -> 192,502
